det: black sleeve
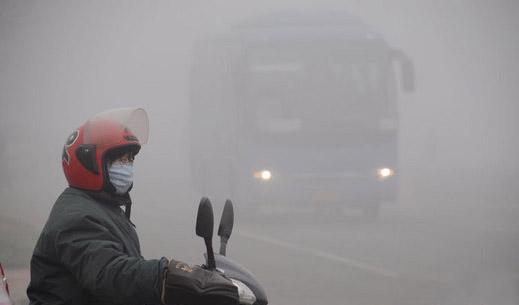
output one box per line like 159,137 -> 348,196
54,214 -> 166,305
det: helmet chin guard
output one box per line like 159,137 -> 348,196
62,108 -> 149,192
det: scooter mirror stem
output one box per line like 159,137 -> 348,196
219,237 -> 229,256
205,239 -> 216,270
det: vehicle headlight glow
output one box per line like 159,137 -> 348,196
231,278 -> 257,305
254,170 -> 272,181
377,167 -> 394,180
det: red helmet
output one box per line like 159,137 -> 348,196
62,108 -> 149,191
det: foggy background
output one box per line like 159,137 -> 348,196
1,1 -> 518,304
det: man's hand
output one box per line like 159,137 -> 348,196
161,259 -> 239,305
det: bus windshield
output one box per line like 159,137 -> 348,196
241,43 -> 396,135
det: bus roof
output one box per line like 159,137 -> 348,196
227,10 -> 387,45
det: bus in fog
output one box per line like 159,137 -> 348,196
189,11 -> 414,218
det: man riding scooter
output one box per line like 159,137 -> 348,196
27,108 -> 239,305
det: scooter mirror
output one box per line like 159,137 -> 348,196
218,199 -> 234,256
196,197 -> 214,241
196,197 -> 216,269
218,199 -> 234,239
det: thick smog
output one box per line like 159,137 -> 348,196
1,1 -> 518,305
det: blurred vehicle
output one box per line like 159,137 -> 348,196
0,263 -> 12,305
190,11 -> 414,218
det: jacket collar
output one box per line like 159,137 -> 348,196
81,189 -> 134,222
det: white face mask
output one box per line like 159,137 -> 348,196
108,163 -> 134,194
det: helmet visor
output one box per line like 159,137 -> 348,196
83,107 -> 149,145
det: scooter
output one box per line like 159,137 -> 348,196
195,197 -> 268,305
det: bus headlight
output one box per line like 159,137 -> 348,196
254,170 -> 272,181
377,167 -> 394,180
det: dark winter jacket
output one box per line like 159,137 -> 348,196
27,187 -> 167,305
